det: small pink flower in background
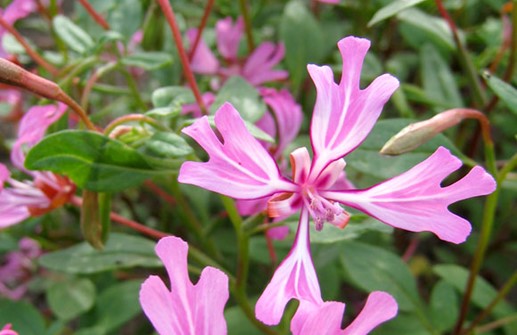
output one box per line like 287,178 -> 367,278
178,36 -> 496,325
0,0 -> 38,57
187,17 -> 288,88
0,103 -> 76,229
291,292 -> 397,335
0,238 -> 41,300
139,236 -> 229,335
0,324 -> 18,335
0,87 -> 23,121
317,0 -> 340,4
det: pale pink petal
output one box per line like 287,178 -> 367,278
0,323 -> 19,335
243,42 -> 288,86
193,267 -> 229,334
139,236 -> 229,335
318,0 -> 340,3
216,17 -> 244,61
236,197 -> 267,216
186,29 -> 219,75
179,103 -> 296,199
323,147 -> 497,243
308,36 -> 399,176
342,291 -> 398,335
294,292 -> 397,335
293,301 -> 344,335
255,207 -> 323,325
11,103 -> 67,170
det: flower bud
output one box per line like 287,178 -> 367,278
380,109 -> 481,155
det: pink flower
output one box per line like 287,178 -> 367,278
0,103 -> 75,229
187,17 -> 288,88
139,236 -> 229,335
0,238 -> 41,300
0,324 -> 18,335
178,36 -> 496,325
0,87 -> 23,121
291,292 -> 397,335
0,0 -> 38,57
318,0 -> 340,4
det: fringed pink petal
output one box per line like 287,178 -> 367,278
179,103 -> 296,199
255,207 -> 322,325
292,301 -> 345,335
139,236 -> 229,335
11,103 -> 67,171
308,36 -> 399,177
342,291 -> 398,335
323,147 -> 496,243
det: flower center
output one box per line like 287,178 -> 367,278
303,187 -> 349,231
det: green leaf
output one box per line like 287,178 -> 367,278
398,8 -> 455,50
484,72 -> 517,115
347,119 -> 463,180
94,281 -> 142,332
152,86 -> 196,108
225,305 -> 264,335
121,52 -> 173,71
420,44 -> 463,109
280,1 -> 324,94
53,15 -> 95,54
47,277 -> 96,320
25,130 -> 159,192
339,241 -> 422,312
143,131 -> 193,158
0,299 -> 47,335
368,0 -> 427,27
434,264 -> 517,334
39,233 -> 162,274
429,280 -> 458,332
210,76 -> 266,123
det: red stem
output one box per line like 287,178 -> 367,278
78,0 -> 110,30
0,17 -> 58,76
188,0 -> 215,61
156,0 -> 207,115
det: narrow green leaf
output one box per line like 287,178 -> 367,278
25,130 -> 159,192
39,233 -> 162,274
121,52 -> 173,71
484,72 -> 517,115
420,44 -> 463,108
398,8 -> 455,50
368,0 -> 427,27
210,76 -> 266,123
53,15 -> 95,54
280,1 -> 324,94
47,278 -> 96,320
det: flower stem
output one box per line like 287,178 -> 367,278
78,0 -> 110,30
460,271 -> 517,335
188,0 -> 215,61
239,0 -> 255,51
435,0 -> 487,108
156,0 -> 207,114
0,17 -> 59,76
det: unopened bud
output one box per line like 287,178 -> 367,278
0,58 -> 63,100
381,109 -> 483,155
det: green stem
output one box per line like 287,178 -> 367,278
461,271 -> 517,335
239,0 -> 255,51
169,179 -> 222,260
435,0 -> 487,108
497,152 -> 517,183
